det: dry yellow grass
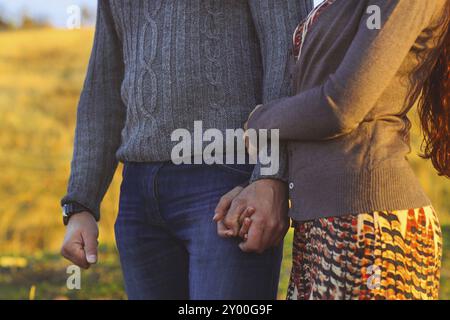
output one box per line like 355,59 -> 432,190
0,28 -> 448,252
0,28 -> 120,253
0,28 -> 449,300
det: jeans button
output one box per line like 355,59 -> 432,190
289,182 -> 294,190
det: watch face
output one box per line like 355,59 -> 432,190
62,204 -> 72,225
61,203 -> 90,225
62,204 -> 70,217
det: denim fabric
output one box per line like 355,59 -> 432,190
114,162 -> 283,300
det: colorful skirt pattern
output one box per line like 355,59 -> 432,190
287,207 -> 442,300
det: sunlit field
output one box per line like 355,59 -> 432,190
0,28 -> 449,300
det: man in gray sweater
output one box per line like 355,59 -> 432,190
61,0 -> 312,299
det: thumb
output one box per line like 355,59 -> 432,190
82,230 -> 98,264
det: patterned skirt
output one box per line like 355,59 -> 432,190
287,207 -> 442,300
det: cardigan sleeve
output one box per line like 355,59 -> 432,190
61,0 -> 126,221
247,0 -> 438,141
247,0 -> 311,181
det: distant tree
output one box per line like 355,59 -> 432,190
0,18 -> 10,31
20,14 -> 35,29
81,6 -> 95,27
20,12 -> 50,29
0,11 -> 13,31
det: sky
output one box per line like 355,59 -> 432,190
0,0 -> 97,27
0,0 -> 323,28
313,0 -> 323,6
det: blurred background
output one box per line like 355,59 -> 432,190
0,0 -> 449,300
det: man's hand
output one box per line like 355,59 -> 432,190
214,179 -> 289,254
61,212 -> 99,269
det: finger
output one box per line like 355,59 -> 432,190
217,220 -> 234,238
246,133 -> 258,162
237,207 -> 255,238
82,230 -> 99,265
247,104 -> 263,122
223,199 -> 247,236
239,220 -> 264,253
213,186 -> 243,222
238,207 -> 255,225
243,130 -> 247,151
61,240 -> 90,269
238,217 -> 253,239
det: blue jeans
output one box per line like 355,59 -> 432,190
114,162 -> 283,300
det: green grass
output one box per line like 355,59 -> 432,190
2,226 -> 450,300
0,245 -> 125,300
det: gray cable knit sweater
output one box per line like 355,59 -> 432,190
62,0 -> 313,220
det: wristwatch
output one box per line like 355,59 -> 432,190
62,202 -> 91,225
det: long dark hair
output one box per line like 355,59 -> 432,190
414,1 -> 450,178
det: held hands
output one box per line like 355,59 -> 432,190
61,212 -> 99,269
214,179 -> 289,253
214,104 -> 289,253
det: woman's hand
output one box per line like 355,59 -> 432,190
244,104 -> 263,131
244,104 -> 264,154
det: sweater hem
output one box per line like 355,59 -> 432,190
288,164 -> 431,222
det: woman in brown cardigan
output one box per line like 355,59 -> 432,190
240,0 -> 449,299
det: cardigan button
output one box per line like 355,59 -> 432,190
289,182 -> 294,190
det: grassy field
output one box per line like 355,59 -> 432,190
0,28 -> 449,300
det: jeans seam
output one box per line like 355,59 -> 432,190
142,163 -> 166,227
152,163 -> 169,227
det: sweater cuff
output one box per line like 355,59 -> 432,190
250,143 -> 289,183
61,194 -> 101,222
